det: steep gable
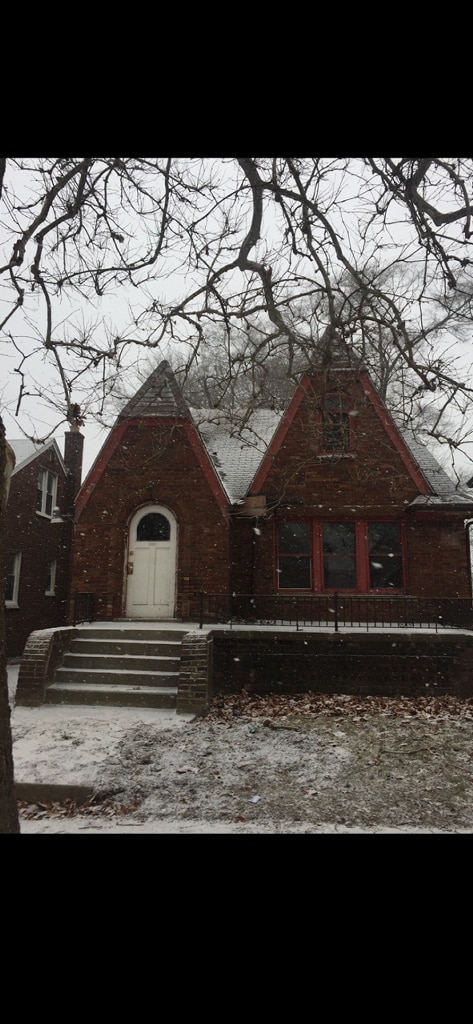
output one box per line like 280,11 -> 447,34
246,366 -> 460,506
118,360 -> 190,420
77,359 -> 471,518
75,361 -> 229,517
9,438 -> 66,477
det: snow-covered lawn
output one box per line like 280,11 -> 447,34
8,662 -> 473,834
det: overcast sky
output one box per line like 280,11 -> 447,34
2,158 -> 473,485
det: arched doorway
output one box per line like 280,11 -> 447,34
125,505 -> 177,618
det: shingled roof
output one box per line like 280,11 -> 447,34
191,409 -> 472,507
191,408 -> 281,504
8,438 -> 65,476
118,360 -> 190,420
111,360 -> 472,507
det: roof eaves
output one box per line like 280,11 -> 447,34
9,438 -> 66,477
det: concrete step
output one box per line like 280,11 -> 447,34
70,638 -> 182,657
45,682 -> 178,709
76,628 -> 188,642
46,626 -> 185,710
62,653 -> 180,672
54,667 -> 179,687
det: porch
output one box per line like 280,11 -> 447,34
16,613 -> 473,713
73,590 -> 473,633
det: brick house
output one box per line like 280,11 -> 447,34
69,358 -> 473,630
4,431 -> 83,656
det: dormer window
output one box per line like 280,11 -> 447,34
322,394 -> 351,452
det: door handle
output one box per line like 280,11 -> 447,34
127,561 -> 134,575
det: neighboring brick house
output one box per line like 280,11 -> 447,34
69,357 -> 473,628
4,431 -> 83,656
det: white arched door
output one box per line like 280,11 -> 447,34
126,505 -> 177,618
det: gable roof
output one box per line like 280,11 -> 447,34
396,427 -> 459,497
118,361 -> 190,420
191,408 -> 281,504
76,360 -> 473,512
8,438 -> 66,477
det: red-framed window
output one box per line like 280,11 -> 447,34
276,519 -> 405,593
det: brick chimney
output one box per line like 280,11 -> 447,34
64,428 -> 84,516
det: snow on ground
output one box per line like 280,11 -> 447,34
7,660 -> 473,834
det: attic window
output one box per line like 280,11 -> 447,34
322,394 -> 351,452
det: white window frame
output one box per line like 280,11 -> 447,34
36,469 -> 58,518
5,552 -> 22,608
45,559 -> 57,596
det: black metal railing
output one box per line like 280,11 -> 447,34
72,589 -> 473,633
72,591 -> 120,624
73,591 -> 96,624
197,592 -> 473,632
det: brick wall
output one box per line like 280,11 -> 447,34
4,449 -> 72,657
15,626 -> 77,705
233,373 -> 473,601
177,630 -> 214,713
210,630 -> 473,699
70,422 -> 230,621
405,517 -> 472,597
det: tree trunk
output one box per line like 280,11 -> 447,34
0,417 -> 20,833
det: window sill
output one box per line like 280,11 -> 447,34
316,453 -> 355,461
36,510 -> 53,520
5,601 -> 19,609
276,590 -> 406,596
45,592 -> 56,597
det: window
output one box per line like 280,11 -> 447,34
45,559 -> 57,596
137,512 -> 170,541
5,552 -> 21,607
323,522 -> 356,589
322,394 -> 351,452
277,520 -> 404,592
367,523 -> 403,589
278,522 -> 312,589
36,469 -> 58,517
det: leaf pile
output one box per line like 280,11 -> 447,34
18,795 -> 140,821
202,691 -> 473,725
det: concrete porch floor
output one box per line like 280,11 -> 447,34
75,619 -> 473,635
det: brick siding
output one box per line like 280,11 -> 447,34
15,626 -> 77,705
70,422 -> 230,621
4,447 -> 73,657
